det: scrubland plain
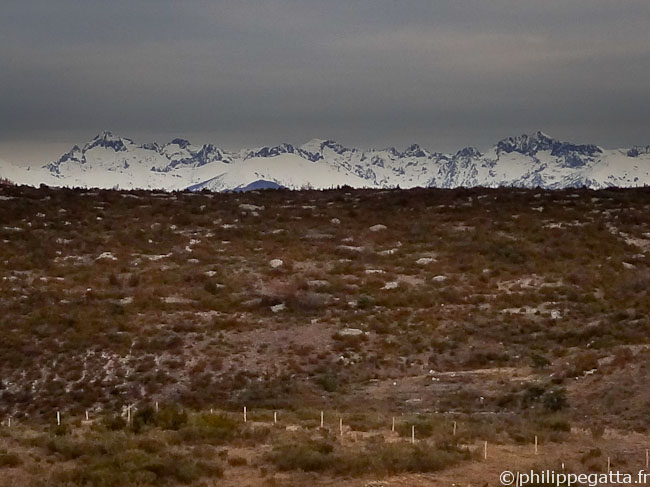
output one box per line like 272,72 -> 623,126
2,184 -> 650,486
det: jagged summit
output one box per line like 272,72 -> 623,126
627,146 -> 650,158
2,131 -> 649,191
82,131 -> 134,153
496,131 -> 601,160
170,138 -> 191,149
94,130 -> 122,141
322,139 -> 351,154
456,147 -> 482,159
402,144 -> 429,158
496,131 -> 558,155
247,143 -> 296,159
297,138 -> 352,162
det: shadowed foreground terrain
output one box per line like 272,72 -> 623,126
2,185 -> 650,486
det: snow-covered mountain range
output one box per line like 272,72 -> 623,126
2,131 -> 650,191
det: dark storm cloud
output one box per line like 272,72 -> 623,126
1,0 -> 650,163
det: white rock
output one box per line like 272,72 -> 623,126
338,327 -> 364,337
337,245 -> 364,253
96,252 -> 117,261
144,253 -> 172,261
330,218 -> 341,225
239,203 -> 264,211
271,303 -> 286,313
378,248 -> 398,256
269,259 -> 284,268
307,279 -> 329,288
365,269 -> 385,274
416,257 -> 435,265
369,224 -> 387,232
382,281 -> 399,290
432,275 -> 447,282
162,296 -> 193,304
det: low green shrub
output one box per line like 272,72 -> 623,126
268,436 -> 469,475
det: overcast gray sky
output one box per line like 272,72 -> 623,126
1,0 -> 650,164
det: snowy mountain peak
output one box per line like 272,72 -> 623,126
297,138 -> 351,155
322,139 -> 351,155
301,138 -> 328,148
94,131 -> 130,143
194,144 -> 227,166
456,147 -> 482,159
495,132 -> 602,167
84,131 -> 133,153
297,139 -> 325,162
2,131 -> 650,192
45,145 -> 85,174
627,146 -> 650,158
140,142 -> 161,153
169,138 -> 191,149
247,143 -> 296,159
496,131 -> 558,155
402,144 -> 429,158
